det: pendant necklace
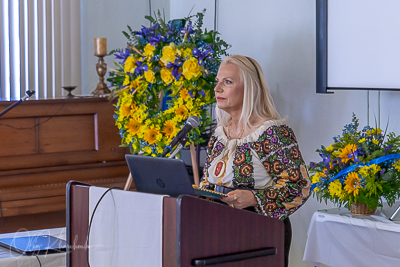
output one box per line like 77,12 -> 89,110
213,122 -> 245,184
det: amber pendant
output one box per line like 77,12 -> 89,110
214,160 -> 226,177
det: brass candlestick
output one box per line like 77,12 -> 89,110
92,38 -> 110,96
92,55 -> 111,95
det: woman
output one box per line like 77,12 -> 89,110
200,55 -> 311,267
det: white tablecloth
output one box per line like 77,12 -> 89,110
0,228 -> 66,267
303,209 -> 400,267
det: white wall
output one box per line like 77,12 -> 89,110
81,1 -> 400,266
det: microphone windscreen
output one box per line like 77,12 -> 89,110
187,116 -> 200,128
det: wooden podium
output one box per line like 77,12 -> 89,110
66,181 -> 284,266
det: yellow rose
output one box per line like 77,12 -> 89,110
161,68 -> 174,84
182,57 -> 202,80
124,56 -> 136,73
143,44 -> 156,58
144,70 -> 156,83
160,43 -> 180,65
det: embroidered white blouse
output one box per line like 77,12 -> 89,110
200,120 -> 311,220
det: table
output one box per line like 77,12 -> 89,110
0,228 -> 66,267
303,209 -> 400,267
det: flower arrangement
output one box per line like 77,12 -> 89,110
108,10 -> 229,156
310,114 -> 400,210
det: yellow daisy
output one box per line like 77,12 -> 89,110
179,88 -> 190,101
338,144 -> 358,164
144,128 -> 159,145
175,105 -> 188,120
344,172 -> 363,196
329,179 -> 343,198
120,104 -> 132,117
127,118 -> 141,135
393,160 -> 400,171
162,120 -> 176,139
326,144 -> 335,152
366,128 -> 382,136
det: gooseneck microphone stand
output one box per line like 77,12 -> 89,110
0,90 -> 35,118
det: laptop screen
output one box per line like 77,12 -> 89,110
125,155 -> 196,198
0,235 -> 66,255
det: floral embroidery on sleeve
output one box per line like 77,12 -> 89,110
250,125 -> 311,220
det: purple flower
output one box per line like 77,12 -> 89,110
385,145 -> 392,155
149,33 -> 166,45
321,154 -> 331,168
134,60 -> 148,74
271,137 -> 278,143
278,150 -> 283,156
348,148 -> 362,163
136,24 -> 159,37
310,162 -> 317,169
167,58 -> 183,80
267,129 -> 273,135
283,158 -> 289,164
198,89 -> 206,97
114,48 -> 131,64
192,48 -> 214,65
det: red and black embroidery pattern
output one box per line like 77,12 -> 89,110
251,125 -> 310,220
232,143 -> 255,188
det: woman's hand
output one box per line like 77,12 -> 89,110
220,190 -> 257,209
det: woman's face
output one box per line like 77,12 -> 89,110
214,63 -> 244,115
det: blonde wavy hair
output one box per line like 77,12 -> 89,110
215,55 -> 281,129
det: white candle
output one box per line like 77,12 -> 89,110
94,38 -> 107,56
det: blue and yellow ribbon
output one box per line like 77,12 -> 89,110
311,154 -> 400,191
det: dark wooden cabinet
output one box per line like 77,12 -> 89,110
0,97 -> 129,231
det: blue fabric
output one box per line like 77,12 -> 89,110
311,154 -> 400,191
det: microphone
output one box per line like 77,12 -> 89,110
161,116 -> 200,157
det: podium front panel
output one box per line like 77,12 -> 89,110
177,196 -> 284,267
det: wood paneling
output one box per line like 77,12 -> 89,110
0,97 -> 130,229
0,118 -> 37,156
39,114 -> 96,153
0,97 -> 127,171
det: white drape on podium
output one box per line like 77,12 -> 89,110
89,186 -> 165,267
